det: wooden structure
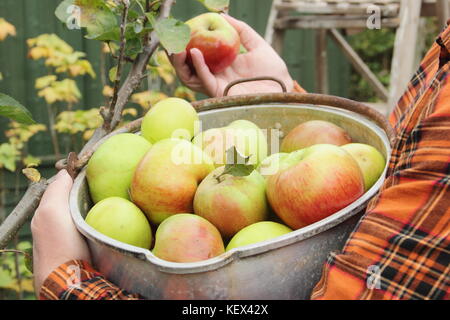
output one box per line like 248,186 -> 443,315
265,0 -> 450,114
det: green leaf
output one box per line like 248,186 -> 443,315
23,248 -> 33,274
197,0 -> 230,12
0,143 -> 18,172
109,66 -> 118,82
154,18 -> 190,54
0,93 -> 35,124
55,0 -> 118,40
219,146 -> 255,178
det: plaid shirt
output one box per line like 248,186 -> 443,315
40,26 -> 450,301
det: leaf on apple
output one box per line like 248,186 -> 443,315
197,0 -> 230,12
217,146 -> 255,180
152,18 -> 191,55
0,93 -> 35,125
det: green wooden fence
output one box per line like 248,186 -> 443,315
0,0 -> 350,240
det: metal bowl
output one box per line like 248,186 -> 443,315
69,103 -> 392,299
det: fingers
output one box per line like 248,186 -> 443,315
169,51 -> 192,83
221,14 -> 266,51
189,48 -> 216,96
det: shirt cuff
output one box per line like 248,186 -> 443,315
292,80 -> 307,93
39,259 -> 101,300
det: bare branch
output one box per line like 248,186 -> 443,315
102,0 -> 130,130
0,179 -> 50,249
0,0 -> 176,250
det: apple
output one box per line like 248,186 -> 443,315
141,97 -> 199,144
266,144 -> 365,230
226,221 -> 293,251
130,138 -> 215,225
257,152 -> 289,178
193,166 -> 269,238
193,119 -> 268,168
281,120 -> 352,153
152,214 -> 225,263
186,12 -> 240,74
85,197 -> 152,249
86,133 -> 152,203
341,143 -> 386,191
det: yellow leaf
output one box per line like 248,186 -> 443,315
0,18 -> 16,41
122,108 -> 138,117
35,75 -> 57,89
131,91 -> 168,109
174,86 -> 197,102
102,85 -> 114,97
22,168 -> 41,182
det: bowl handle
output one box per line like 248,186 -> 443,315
223,77 -> 287,96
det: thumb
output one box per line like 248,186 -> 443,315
221,14 -> 265,51
40,170 -> 73,208
189,48 -> 217,96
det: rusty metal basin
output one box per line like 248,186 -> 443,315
69,100 -> 392,300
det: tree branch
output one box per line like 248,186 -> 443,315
78,0 -> 174,156
102,0 -> 130,131
0,0 -> 176,250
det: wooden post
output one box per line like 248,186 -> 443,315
329,29 -> 389,101
315,29 -> 329,93
388,0 -> 422,113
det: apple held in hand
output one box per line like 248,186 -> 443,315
193,119 -> 268,167
141,97 -> 199,144
186,12 -> 240,74
130,138 -> 215,225
194,166 -> 269,238
85,197 -> 152,249
341,143 -> 386,191
267,144 -> 365,230
86,133 -> 152,203
226,221 -> 292,251
281,120 -> 352,153
152,214 -> 225,263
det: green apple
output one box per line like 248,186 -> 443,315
266,144 -> 365,230
281,120 -> 352,153
86,133 -> 152,203
130,138 -> 215,225
193,119 -> 268,167
341,143 -> 386,191
152,214 -> 225,263
85,197 -> 152,249
226,221 -> 293,251
194,166 -> 269,238
141,97 -> 199,143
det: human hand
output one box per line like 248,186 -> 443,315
170,14 -> 294,97
31,170 -> 91,296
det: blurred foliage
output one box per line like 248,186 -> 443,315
0,241 -> 35,300
0,18 -> 16,41
347,18 -> 440,102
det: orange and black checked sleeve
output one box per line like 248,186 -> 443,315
311,25 -> 450,300
40,260 -> 141,300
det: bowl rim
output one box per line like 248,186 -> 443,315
69,103 -> 392,274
